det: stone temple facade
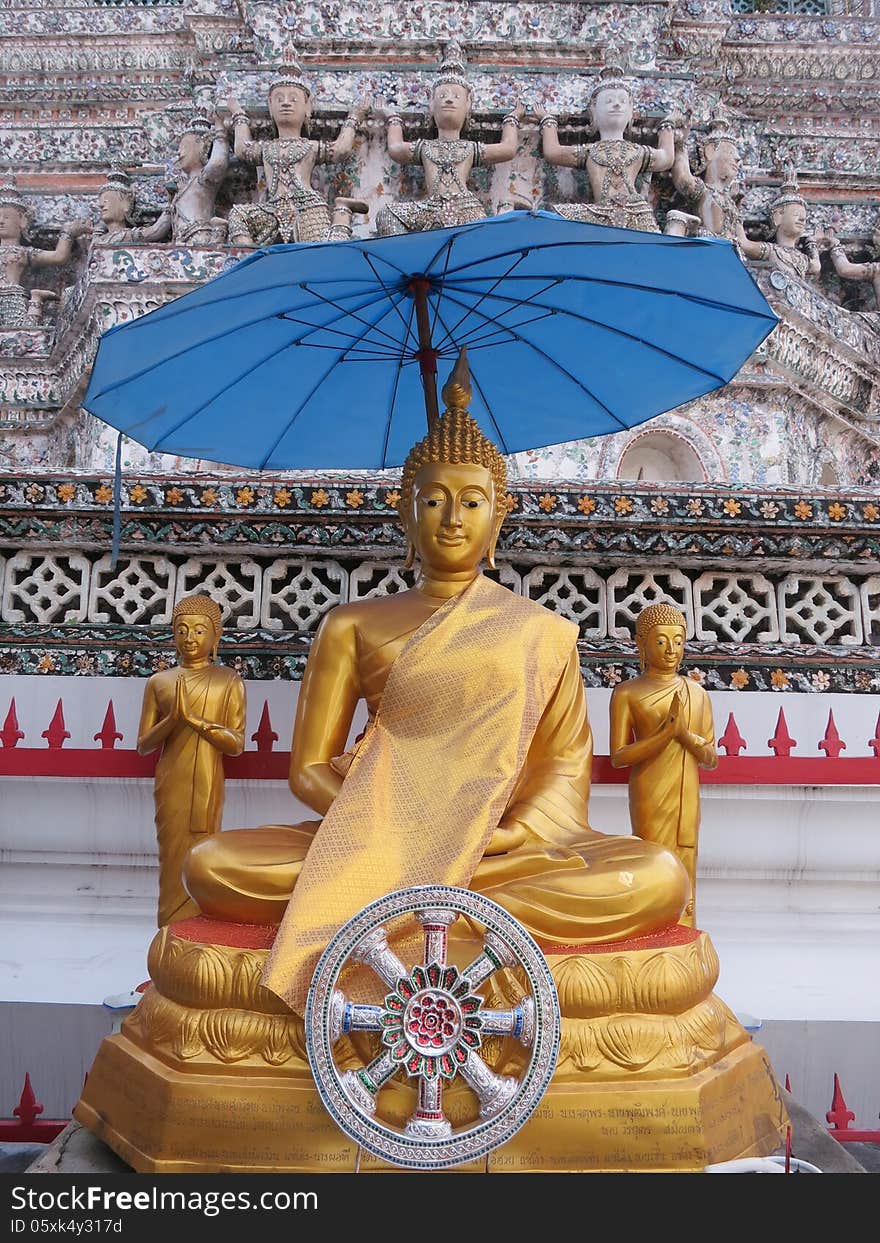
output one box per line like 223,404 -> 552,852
1,1 -> 880,1134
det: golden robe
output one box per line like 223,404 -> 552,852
186,577 -> 688,1013
140,664 -> 246,926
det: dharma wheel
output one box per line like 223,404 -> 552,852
305,885 -> 561,1169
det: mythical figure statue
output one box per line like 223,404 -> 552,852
669,105 -> 743,241
137,593 -> 246,927
0,177 -> 90,328
538,63 -> 675,233
824,226 -> 880,310
375,42 -> 523,236
148,115 -> 230,246
224,58 -> 369,245
738,165 -> 820,280
183,351 -> 688,1011
609,602 -> 717,927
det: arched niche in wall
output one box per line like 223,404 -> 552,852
616,429 -> 708,483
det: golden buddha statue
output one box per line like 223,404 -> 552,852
76,358 -> 787,1173
609,603 -> 717,927
137,593 -> 246,926
183,351 -> 688,1013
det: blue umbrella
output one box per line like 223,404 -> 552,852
83,209 -> 777,549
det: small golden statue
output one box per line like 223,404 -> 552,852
375,42 -> 523,236
537,62 -> 675,233
669,105 -> 743,242
137,592 -> 246,926
609,602 -> 717,927
824,225 -> 880,310
224,55 -> 369,245
0,176 -> 91,327
738,165 -> 820,280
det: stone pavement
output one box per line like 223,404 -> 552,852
8,1090 -> 869,1175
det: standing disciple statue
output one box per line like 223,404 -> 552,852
137,593 -> 246,927
537,63 -> 676,233
609,603 -> 717,927
224,59 -> 369,245
738,166 -> 820,280
824,226 -> 880,310
148,115 -> 230,246
375,42 -> 524,236
182,351 -> 689,1013
669,106 -> 743,241
0,177 -> 90,327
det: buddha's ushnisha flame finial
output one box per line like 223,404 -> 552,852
440,345 -> 472,413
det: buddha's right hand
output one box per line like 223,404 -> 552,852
483,822 -> 528,856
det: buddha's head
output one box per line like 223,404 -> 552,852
400,349 -> 507,577
429,42 -> 472,134
171,593 -> 223,666
635,602 -> 687,676
0,180 -> 32,243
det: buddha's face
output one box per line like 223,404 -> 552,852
99,189 -> 131,227
640,624 -> 685,675
173,614 -> 216,664
409,461 -> 496,574
0,205 -> 26,242
592,87 -> 632,133
431,82 -> 470,131
269,85 -> 309,128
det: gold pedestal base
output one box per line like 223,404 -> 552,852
74,919 -> 788,1173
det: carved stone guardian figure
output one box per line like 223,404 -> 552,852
0,177 -> 91,327
738,165 -> 820,280
150,114 -> 231,245
94,168 -> 171,246
538,62 -> 675,233
225,56 -> 369,245
609,602 -> 717,927
669,105 -> 743,241
375,42 -> 523,236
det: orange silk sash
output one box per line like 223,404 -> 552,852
262,574 -> 577,1013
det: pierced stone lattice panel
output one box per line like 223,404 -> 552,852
260,560 -> 347,632
177,559 -> 262,631
858,577 -> 880,646
348,563 -> 415,601
2,552 -> 91,624
778,575 -> 864,646
606,570 -> 695,641
87,555 -> 177,625
693,573 -> 780,645
524,567 -> 607,638
485,564 -> 523,594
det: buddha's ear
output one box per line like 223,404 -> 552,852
403,539 -> 417,571
486,500 -> 506,570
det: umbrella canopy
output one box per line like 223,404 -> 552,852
84,209 -> 777,471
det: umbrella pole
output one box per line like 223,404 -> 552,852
409,277 -> 439,432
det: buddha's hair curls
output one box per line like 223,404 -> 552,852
400,409 -> 508,517
172,592 -> 223,635
635,601 -> 686,641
